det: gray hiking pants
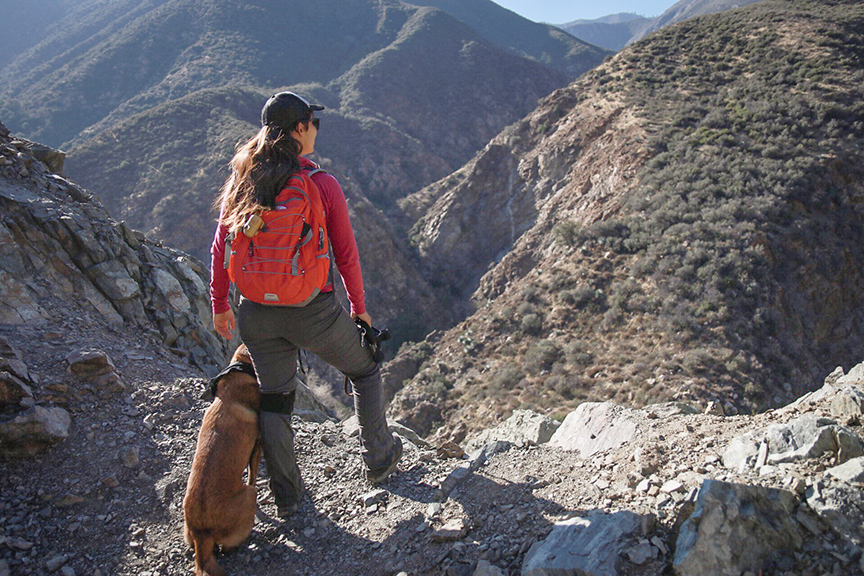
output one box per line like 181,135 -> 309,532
237,291 -> 396,507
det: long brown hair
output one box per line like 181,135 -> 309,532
216,125 -> 302,233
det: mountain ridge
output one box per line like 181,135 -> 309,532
391,0 -> 864,439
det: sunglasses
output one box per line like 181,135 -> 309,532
309,117 -> 320,130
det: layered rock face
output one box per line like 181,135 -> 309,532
392,0 -> 864,438
0,121 -> 231,374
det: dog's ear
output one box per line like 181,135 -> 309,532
233,344 -> 253,365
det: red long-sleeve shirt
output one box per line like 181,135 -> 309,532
210,157 -> 366,316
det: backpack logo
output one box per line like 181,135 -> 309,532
227,171 -> 330,306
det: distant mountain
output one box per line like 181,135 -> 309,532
0,0 -> 79,69
0,0 -> 607,148
0,0 -> 603,401
408,0 -> 611,75
556,1 -> 770,51
391,0 -> 864,437
1,1 -> 585,353
557,13 -> 650,52
628,0 -> 767,44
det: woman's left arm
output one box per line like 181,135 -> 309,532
317,174 -> 367,317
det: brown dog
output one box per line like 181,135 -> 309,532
183,344 -> 261,576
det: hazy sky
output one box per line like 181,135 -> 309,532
493,0 -> 680,23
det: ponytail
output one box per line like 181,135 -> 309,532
215,125 -> 302,234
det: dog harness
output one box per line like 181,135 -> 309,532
208,361 -> 257,399
208,361 -> 296,415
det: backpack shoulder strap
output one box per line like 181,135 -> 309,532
304,167 -> 327,178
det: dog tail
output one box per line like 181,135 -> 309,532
192,530 -> 225,576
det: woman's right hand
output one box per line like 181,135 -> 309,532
213,309 -> 236,340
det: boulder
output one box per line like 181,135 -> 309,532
473,560 -> 505,576
522,510 -> 655,576
0,120 -> 9,138
29,143 -> 65,175
673,480 -> 803,576
431,518 -> 468,542
65,348 -> 124,391
806,478 -> 864,545
722,414 -> 864,471
548,402 -> 642,458
837,361 -> 864,385
643,401 -> 700,418
464,409 -> 560,452
0,406 -> 71,457
830,385 -> 864,425
826,456 -> 864,483
66,348 -> 116,378
0,371 -> 33,406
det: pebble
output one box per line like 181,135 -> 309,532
432,519 -> 468,542
121,448 -> 140,468
9,538 -> 34,550
45,555 -> 68,572
651,536 -> 668,555
660,480 -> 684,493
55,495 -> 83,507
60,567 -> 75,576
360,490 -> 387,508
625,542 -> 658,565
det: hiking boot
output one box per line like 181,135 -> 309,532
366,435 -> 402,484
276,502 -> 298,519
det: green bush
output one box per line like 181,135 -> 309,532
563,341 -> 593,366
525,339 -> 560,372
554,220 -> 581,247
520,313 -> 543,334
490,366 -> 524,391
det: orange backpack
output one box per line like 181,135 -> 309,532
227,169 -> 330,306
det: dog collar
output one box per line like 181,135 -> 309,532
209,361 -> 257,399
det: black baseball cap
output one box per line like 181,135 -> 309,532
261,92 -> 324,132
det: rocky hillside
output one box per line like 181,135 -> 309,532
628,0 -> 767,45
556,13 -> 650,52
0,119 -> 229,375
1,117 -> 863,576
3,290 -> 864,576
391,0 -> 864,438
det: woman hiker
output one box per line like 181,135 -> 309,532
209,91 -> 402,517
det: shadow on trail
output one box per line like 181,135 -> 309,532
214,460 -> 580,576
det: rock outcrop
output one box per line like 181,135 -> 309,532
548,402 -> 643,457
522,511 -> 659,576
0,406 -> 71,457
0,126 -> 232,375
464,410 -> 560,453
673,480 -> 804,576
